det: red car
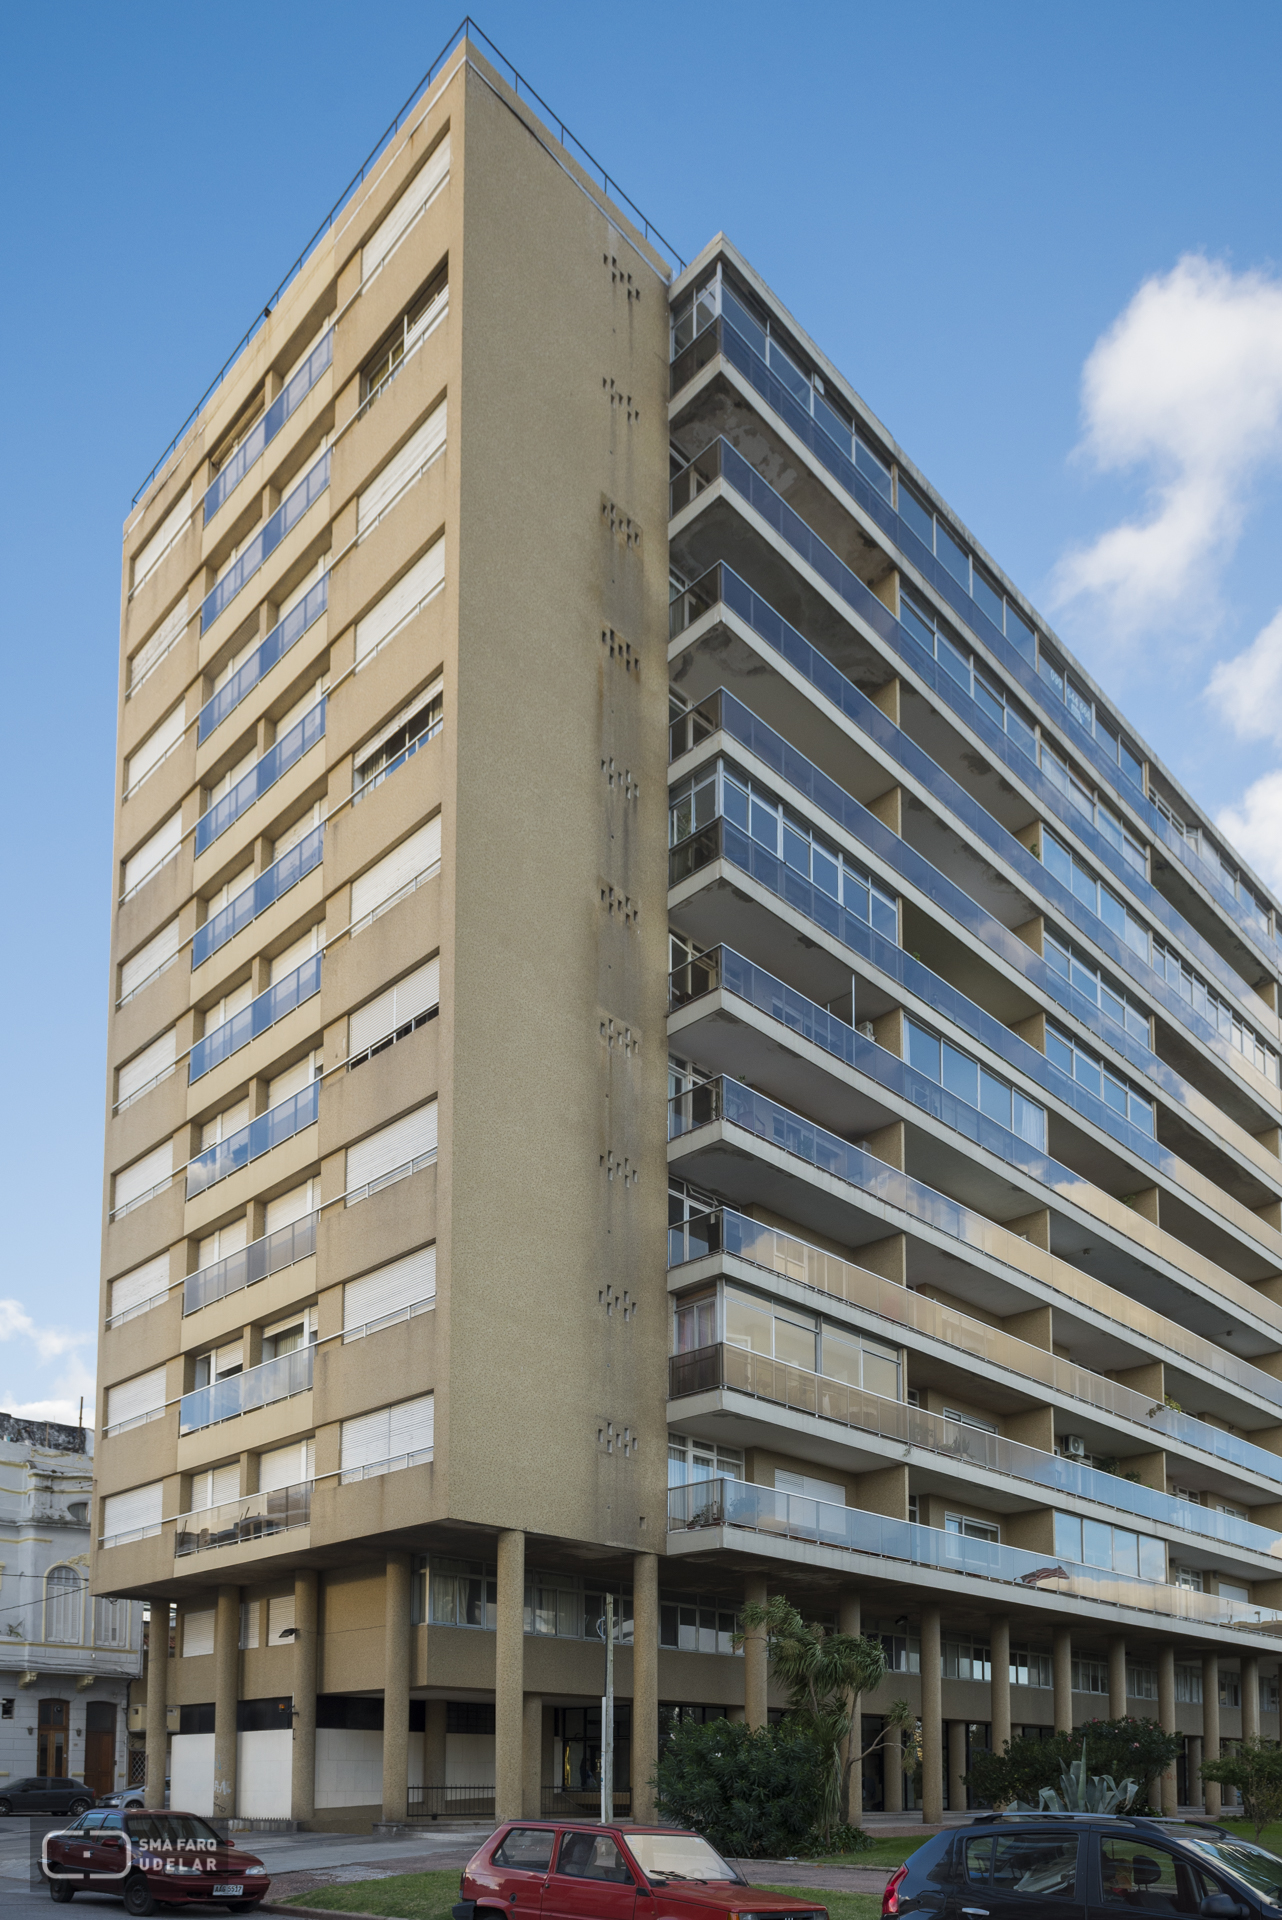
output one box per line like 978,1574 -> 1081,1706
456,1820 -> 829,1920
43,1807 -> 271,1915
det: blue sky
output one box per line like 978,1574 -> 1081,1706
4,0 -> 1282,1420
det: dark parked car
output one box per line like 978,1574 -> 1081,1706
883,1812 -> 1282,1920
43,1808 -> 270,1914
0,1778 -> 93,1816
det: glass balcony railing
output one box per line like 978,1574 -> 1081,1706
198,574 -> 328,743
193,824 -> 324,969
668,1479 -> 1280,1629
184,1209 -> 317,1315
204,331 -> 333,524
179,1345 -> 312,1434
671,945 -> 856,1067
189,954 -> 321,1082
174,1477 -> 311,1557
669,1342 -> 1280,1561
196,698 -> 325,856
671,1206 -> 1282,1491
186,1079 -> 319,1199
201,449 -> 331,633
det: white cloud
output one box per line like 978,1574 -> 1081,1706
1052,254 -> 1282,635
0,1353 -> 97,1435
1208,607 -> 1282,742
0,1297 -> 90,1362
1217,769 -> 1282,893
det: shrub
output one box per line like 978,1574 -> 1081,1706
1202,1738 -> 1282,1842
966,1718 -> 1181,1813
652,1717 -> 825,1857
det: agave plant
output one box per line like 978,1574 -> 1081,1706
1014,1739 -> 1139,1813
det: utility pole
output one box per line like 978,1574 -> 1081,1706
600,1593 -> 614,1823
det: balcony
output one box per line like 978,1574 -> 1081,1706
668,1478 -> 1279,1630
190,955 -> 322,1082
204,331 -> 333,524
198,574 -> 329,743
179,1345 -> 312,1434
201,449 -> 331,633
196,698 -> 325,856
183,1209 -> 317,1315
186,1079 -> 319,1199
174,1477 -> 311,1557
193,823 -> 323,968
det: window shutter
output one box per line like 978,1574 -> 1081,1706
358,404 -> 447,533
110,1254 -> 170,1320
354,543 -> 445,664
344,1247 -> 436,1332
350,820 -> 441,922
267,1595 -> 296,1644
265,1181 -> 314,1233
346,1103 -> 437,1193
389,1393 -> 433,1458
126,703 -> 186,792
94,1597 -> 130,1647
340,1408 -> 389,1473
362,136 -> 450,277
46,1567 -> 85,1644
117,1029 -> 177,1106
350,958 -> 439,1056
183,1610 -> 215,1657
106,1367 -> 168,1432
113,1141 -> 173,1213
190,1463 -> 240,1512
132,495 -> 192,592
102,1482 -> 163,1542
123,811 -> 182,895
259,1439 -> 312,1492
129,596 -> 189,688
120,919 -> 181,1000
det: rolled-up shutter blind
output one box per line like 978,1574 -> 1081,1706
344,1247 -> 436,1331
358,404 -> 447,533
350,958 -> 439,1056
118,1029 -> 177,1106
363,136 -> 450,277
340,1401 -> 430,1471
354,543 -> 445,664
121,919 -> 181,999
268,1595 -> 296,1644
265,1181 -> 314,1233
183,1610 -> 215,1657
102,1482 -> 163,1541
106,1367 -> 167,1430
124,811 -> 182,894
390,1394 -> 433,1457
190,1464 -> 240,1512
126,703 -> 186,792
129,595 -> 188,688
259,1439 -> 313,1491
114,1141 -> 173,1212
133,495 -> 192,591
346,1103 -> 437,1192
351,821 -> 441,923
110,1253 -> 170,1319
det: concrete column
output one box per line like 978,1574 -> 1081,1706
1109,1635 -> 1128,1721
743,1574 -> 769,1731
1243,1654 -> 1261,1743
1203,1651 -> 1222,1816
1189,1734 -> 1203,1811
212,1585 -> 239,1819
382,1553 -> 412,1822
144,1604 -> 170,1811
883,1721 -> 903,1812
920,1605 -> 943,1825
838,1588 -> 861,1824
522,1694 -> 542,1818
948,1719 -> 968,1814
632,1552 -> 659,1821
495,1530 -> 526,1821
990,1617 -> 1011,1758
1157,1643 -> 1178,1815
1052,1625 -> 1073,1734
291,1570 -> 318,1824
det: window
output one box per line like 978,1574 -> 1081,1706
357,402 -> 446,535
943,1637 -> 992,1681
116,1028 -> 177,1111
1041,828 -> 1150,959
1072,1657 -> 1108,1694
970,1832 -> 1078,1899
119,917 -> 181,1004
900,586 -> 1038,759
343,1246 -> 437,1339
45,1567 -> 84,1644
1054,1512 -> 1166,1580
555,1833 -> 631,1883
101,1482 -> 163,1546
239,1600 -> 259,1649
1040,741 -> 1146,874
361,136 -> 450,280
267,1595 -> 295,1645
1220,1671 -> 1243,1705
105,1367 -> 167,1435
1175,1664 -> 1203,1701
1098,1837 -> 1208,1913
1043,931 -> 1151,1045
673,1293 -> 716,1352
905,1016 -> 1047,1148
94,1598 -> 130,1648
126,703 -> 185,796
354,543 -> 446,667
350,819 -> 442,928
659,1597 -> 741,1654
724,1287 -> 816,1368
946,1512 -> 999,1542
182,1610 -> 215,1657
128,595 -> 188,692
494,1830 -> 556,1871
192,1341 -> 243,1389
131,494 -> 191,594
943,1407 -> 999,1433
1152,941 -> 1279,1083
340,1394 -> 434,1480
362,264 -> 449,401
261,1308 -> 315,1360
667,1431 -> 743,1487
1128,1665 -> 1157,1699
111,1142 -> 173,1219
818,1323 -> 902,1399
259,1439 -> 313,1492
776,1470 -> 846,1505
122,810 -> 182,898
188,1464 -> 240,1513
353,680 -> 443,800
345,1101 -> 438,1200
265,1180 -> 314,1233
109,1254 -> 170,1326
1045,1022 -> 1155,1134
1010,1647 -> 1053,1688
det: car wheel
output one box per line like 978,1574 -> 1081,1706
0,1799 -> 11,1816
123,1875 -> 157,1916
48,1879 -> 75,1904
68,1800 -> 91,1817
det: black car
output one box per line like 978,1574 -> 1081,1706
0,1777 -> 94,1816
884,1814 -> 1282,1920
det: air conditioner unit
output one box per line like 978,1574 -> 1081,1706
1063,1434 -> 1087,1459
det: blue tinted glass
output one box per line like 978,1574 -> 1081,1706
937,633 -> 971,688
1071,865 -> 1098,909
1138,1536 -> 1166,1581
843,870 -> 870,920
1096,808 -> 1123,851
1102,1072 -> 1128,1115
1013,1092 -> 1046,1150
978,1068 -> 1010,1127
972,572 -> 1005,628
1066,682 -> 1094,732
898,482 -> 935,550
722,775 -> 748,830
720,286 -> 766,360
1038,656 -> 1064,701
1100,889 -> 1128,935
782,823 -> 810,874
1120,743 -> 1145,789
1130,1095 -> 1155,1137
1123,915 -> 1149,961
749,798 -> 778,851
906,1021 -> 941,1081
936,523 -> 971,590
871,891 -> 898,942
1068,777 -> 1093,819
1125,1006 -> 1150,1044
813,393 -> 852,456
942,1042 -> 979,1107
1054,1512 -> 1082,1561
1074,1054 -> 1101,1097
1044,937 -> 1071,980
1069,956 -> 1099,1001
1123,839 -> 1146,875
812,847 -> 839,898
1006,605 -> 1036,661
1042,832 -> 1073,888
899,593 -> 936,653
1006,710 -> 1037,760
1082,1519 -> 1113,1568
1046,1028 -> 1074,1075
855,438 -> 893,500
1111,1529 -> 1139,1577
768,338 -> 811,404
1100,984 -> 1125,1025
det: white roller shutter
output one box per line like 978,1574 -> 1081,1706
344,1246 -> 436,1334
358,404 -> 446,534
341,1395 -> 433,1476
129,595 -> 189,689
120,918 -> 181,1001
350,958 -> 439,1056
346,1102 -> 437,1195
126,703 -> 186,793
123,811 -> 182,895
117,1028 -> 177,1108
354,543 -> 445,665
106,1367 -> 168,1433
102,1482 -> 163,1544
110,1253 -> 170,1321
266,1181 -> 315,1233
351,820 -> 441,924
132,495 -> 192,592
363,136 -> 450,278
183,1610 -> 215,1657
114,1141 -> 173,1214
267,1594 -> 296,1644
259,1438 -> 314,1492
189,1463 -> 240,1512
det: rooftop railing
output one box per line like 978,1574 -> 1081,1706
174,1477 -> 311,1557
179,1345 -> 313,1434
186,1080 -> 319,1199
204,332 -> 333,524
184,1209 -> 317,1316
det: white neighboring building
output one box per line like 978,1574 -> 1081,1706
0,1414 -> 142,1795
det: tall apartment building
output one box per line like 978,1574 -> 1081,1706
95,31 -> 1282,1829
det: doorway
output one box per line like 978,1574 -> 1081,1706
84,1703 -> 116,1796
38,1698 -> 69,1777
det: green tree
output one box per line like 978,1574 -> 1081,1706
739,1594 -> 913,1840
966,1719 -> 1181,1813
651,1716 -> 824,1857
1202,1737 -> 1282,1842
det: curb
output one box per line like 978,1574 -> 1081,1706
263,1906 -> 389,1919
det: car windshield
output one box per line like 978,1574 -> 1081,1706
625,1833 -> 744,1884
1187,1841 -> 1282,1905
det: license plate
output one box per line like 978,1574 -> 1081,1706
212,1886 -> 243,1897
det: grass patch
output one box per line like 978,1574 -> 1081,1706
279,1868 -> 460,1920
802,1836 -> 930,1869
757,1887 -> 883,1920
1214,1819 -> 1282,1852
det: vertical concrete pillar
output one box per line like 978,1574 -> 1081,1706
883,1721 -> 903,1812
947,1720 -> 968,1813
382,1553 -> 412,1822
495,1530 -> 526,1821
1109,1635 -> 1128,1721
212,1585 -> 239,1818
743,1574 -> 769,1731
1243,1654 -> 1261,1743
144,1603 -> 170,1811
920,1605 -> 943,1825
990,1617 -> 1011,1758
291,1570 -> 318,1824
632,1552 -> 659,1821
1052,1625 -> 1073,1734
1202,1652 -> 1221,1816
1157,1643 -> 1177,1814
522,1694 -> 542,1818
838,1588 -> 861,1824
